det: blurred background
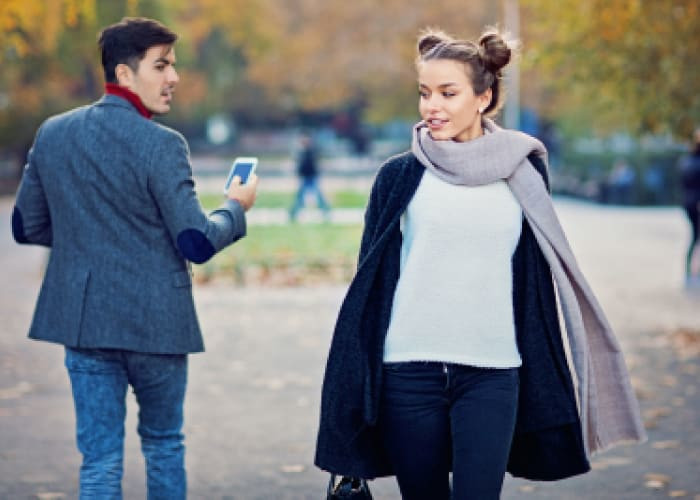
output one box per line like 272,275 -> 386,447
1,2 -> 700,499
1,0 -> 698,202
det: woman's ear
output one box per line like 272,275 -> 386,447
478,88 -> 492,114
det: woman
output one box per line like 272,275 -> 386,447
316,27 -> 645,499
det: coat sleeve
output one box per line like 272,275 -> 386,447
528,153 -> 551,192
147,131 -> 246,264
358,164 -> 391,265
527,154 -> 552,193
12,127 -> 52,247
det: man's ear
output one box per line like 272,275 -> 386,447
115,63 -> 134,88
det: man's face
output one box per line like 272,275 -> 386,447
117,44 -> 179,115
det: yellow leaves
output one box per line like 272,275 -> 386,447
0,0 -> 43,57
644,472 -> 671,489
126,0 -> 140,16
0,0 -> 99,59
520,0 -> 700,136
240,0 -> 496,115
174,0 -> 275,48
171,69 -> 209,112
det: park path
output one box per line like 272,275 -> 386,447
1,194 -> 699,499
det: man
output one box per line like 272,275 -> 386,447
11,17 -> 257,498
288,133 -> 331,221
679,127 -> 700,288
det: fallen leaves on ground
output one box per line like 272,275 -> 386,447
644,472 -> 671,489
643,406 -> 672,429
591,456 -> 633,470
0,381 -> 33,400
667,328 -> 700,359
651,440 -> 681,450
280,464 -> 305,473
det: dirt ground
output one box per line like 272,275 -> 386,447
1,196 -> 699,499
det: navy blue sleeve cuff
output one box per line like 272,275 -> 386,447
176,229 -> 217,264
11,207 -> 29,244
176,199 -> 246,263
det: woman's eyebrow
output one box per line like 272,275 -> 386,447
418,82 -> 459,89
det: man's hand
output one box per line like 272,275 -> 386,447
226,174 -> 258,211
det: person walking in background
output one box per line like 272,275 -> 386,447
607,158 -> 636,205
679,127 -> 700,288
289,133 -> 330,221
12,17 -> 257,498
315,27 -> 645,499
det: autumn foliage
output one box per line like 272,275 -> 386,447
521,0 -> 700,137
1,0 -> 698,163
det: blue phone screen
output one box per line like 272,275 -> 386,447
224,161 -> 254,192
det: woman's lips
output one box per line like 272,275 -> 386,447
426,118 -> 448,130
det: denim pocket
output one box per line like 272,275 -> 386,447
64,347 -> 122,374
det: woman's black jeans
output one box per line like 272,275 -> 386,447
378,362 -> 519,500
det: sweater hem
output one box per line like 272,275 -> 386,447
383,352 -> 522,369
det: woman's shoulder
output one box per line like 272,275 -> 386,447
380,150 -> 416,169
376,151 -> 419,179
371,151 -> 422,193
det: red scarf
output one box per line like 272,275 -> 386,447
104,83 -> 153,119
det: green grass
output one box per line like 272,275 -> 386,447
193,223 -> 363,285
199,189 -> 368,211
199,191 -> 292,210
331,189 -> 369,208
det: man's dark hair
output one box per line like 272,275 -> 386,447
98,17 -> 178,83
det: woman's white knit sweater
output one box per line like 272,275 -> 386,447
383,169 -> 523,368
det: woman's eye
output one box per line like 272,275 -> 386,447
443,92 -> 456,98
418,91 -> 428,98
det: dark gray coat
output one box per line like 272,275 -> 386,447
12,95 -> 245,354
315,152 -> 590,481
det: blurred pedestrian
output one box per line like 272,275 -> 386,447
315,27 -> 645,500
12,17 -> 257,498
289,133 -> 330,221
607,158 -> 636,205
679,127 -> 700,287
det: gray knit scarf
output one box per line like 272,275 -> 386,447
412,118 -> 646,455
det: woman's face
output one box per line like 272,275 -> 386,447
418,59 -> 491,142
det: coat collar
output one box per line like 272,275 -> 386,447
104,83 -> 153,118
96,92 -> 153,119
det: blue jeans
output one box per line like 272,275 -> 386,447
289,176 -> 330,220
65,347 -> 188,500
379,362 -> 519,500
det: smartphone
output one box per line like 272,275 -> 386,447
223,157 -> 258,194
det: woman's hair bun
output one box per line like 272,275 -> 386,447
417,29 -> 453,56
478,28 -> 513,73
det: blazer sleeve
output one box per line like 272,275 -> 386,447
12,128 -> 52,247
148,131 -> 246,264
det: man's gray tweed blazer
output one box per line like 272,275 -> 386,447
12,94 -> 245,354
